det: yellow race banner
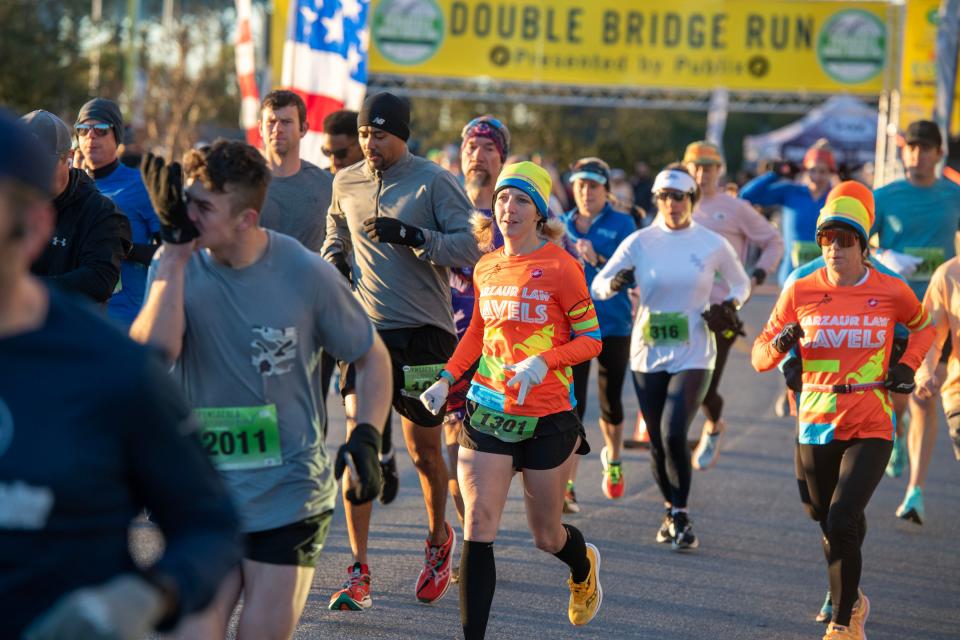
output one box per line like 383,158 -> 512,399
899,0 -> 960,134
367,0 -> 891,94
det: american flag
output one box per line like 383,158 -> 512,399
282,0 -> 369,165
234,0 -> 261,147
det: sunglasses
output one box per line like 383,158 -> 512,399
321,145 -> 353,160
75,123 -> 113,138
655,191 -> 690,202
816,228 -> 859,248
461,116 -> 506,138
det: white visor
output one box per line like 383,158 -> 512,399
652,169 -> 697,195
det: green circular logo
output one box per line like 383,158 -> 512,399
372,0 -> 444,66
816,9 -> 887,84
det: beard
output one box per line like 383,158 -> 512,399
465,168 -> 491,190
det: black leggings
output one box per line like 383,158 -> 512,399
701,331 -> 736,422
796,438 -> 892,626
572,335 -> 630,425
632,369 -> 711,509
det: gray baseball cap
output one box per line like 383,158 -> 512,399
20,110 -> 72,158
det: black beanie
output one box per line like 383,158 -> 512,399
76,98 -> 124,144
358,92 -> 410,141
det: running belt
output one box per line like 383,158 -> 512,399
802,382 -> 884,394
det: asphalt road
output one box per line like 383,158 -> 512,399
143,291 -> 960,639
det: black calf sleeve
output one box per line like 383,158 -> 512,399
553,524 -> 590,583
461,540 -> 496,640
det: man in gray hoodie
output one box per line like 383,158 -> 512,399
322,92 -> 481,610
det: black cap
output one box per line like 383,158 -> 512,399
904,120 -> 942,148
358,92 -> 410,142
21,110 -> 72,157
76,98 -> 124,144
0,108 -> 55,194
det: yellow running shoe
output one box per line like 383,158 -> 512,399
567,542 -> 602,626
849,590 -> 870,637
823,622 -> 860,639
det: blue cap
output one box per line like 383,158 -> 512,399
0,108 -> 54,194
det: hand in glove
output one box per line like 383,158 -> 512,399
25,574 -> 168,640
504,355 -> 548,405
782,356 -> 803,393
701,300 -> 746,338
610,268 -> 636,292
420,378 -> 450,416
884,363 -> 917,394
772,322 -> 804,353
328,252 -> 352,283
751,268 -> 767,286
334,423 -> 383,504
362,216 -> 425,247
874,249 -> 924,278
140,153 -> 199,244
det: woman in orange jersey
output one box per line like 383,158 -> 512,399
419,162 -> 603,639
752,181 -> 936,640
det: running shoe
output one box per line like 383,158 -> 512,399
379,450 -> 399,505
563,481 -> 581,514
600,446 -> 625,499
885,434 -> 905,478
328,562 -> 372,611
848,590 -> 869,637
895,486 -> 924,525
822,623 -> 861,639
415,522 -> 456,604
692,423 -> 724,471
671,511 -> 699,551
655,509 -> 673,544
567,542 -> 602,626
815,590 -> 833,624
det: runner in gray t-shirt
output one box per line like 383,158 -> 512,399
131,140 -> 392,640
258,91 -> 333,254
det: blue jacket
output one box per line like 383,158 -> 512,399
563,203 -> 637,337
741,172 -> 827,286
96,163 -> 161,327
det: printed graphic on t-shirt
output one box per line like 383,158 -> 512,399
251,326 -> 298,376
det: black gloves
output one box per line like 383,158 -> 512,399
610,268 -> 636,292
782,357 -> 803,393
752,268 -> 767,286
362,216 -> 425,247
885,363 -> 917,394
334,423 -> 383,504
772,322 -> 804,353
140,153 -> 199,244
329,252 -> 352,283
702,300 -> 746,338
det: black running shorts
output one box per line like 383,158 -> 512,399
340,325 -> 457,427
245,510 -> 333,567
458,401 -> 590,471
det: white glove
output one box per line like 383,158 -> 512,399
874,249 -> 923,278
504,355 -> 548,405
420,378 -> 450,416
25,574 -> 168,640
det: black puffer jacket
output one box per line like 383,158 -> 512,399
31,168 -> 131,303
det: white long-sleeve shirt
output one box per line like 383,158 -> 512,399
592,217 -> 751,373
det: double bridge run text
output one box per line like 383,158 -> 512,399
449,3 -> 815,51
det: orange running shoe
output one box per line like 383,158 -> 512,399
328,562 -> 372,611
415,522 -> 456,604
600,446 -> 625,499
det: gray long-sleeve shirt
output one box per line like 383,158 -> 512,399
322,150 -> 482,333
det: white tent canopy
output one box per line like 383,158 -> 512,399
743,96 -> 878,167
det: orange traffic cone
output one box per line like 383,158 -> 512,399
623,410 -> 650,449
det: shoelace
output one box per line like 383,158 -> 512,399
568,575 -> 592,601
423,543 -> 450,580
343,567 -> 367,590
